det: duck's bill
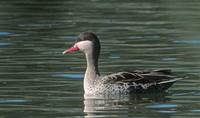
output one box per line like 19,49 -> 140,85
63,45 -> 80,54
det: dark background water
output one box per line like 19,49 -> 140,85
0,0 -> 200,117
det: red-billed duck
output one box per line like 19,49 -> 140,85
63,32 -> 182,95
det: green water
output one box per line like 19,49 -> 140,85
0,0 -> 200,117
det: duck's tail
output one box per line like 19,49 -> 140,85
158,77 -> 184,84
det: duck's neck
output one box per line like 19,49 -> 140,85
84,52 -> 100,80
84,50 -> 100,91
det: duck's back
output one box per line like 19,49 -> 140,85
101,69 -> 181,93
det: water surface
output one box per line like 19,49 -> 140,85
0,0 -> 200,117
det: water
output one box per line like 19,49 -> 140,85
0,0 -> 200,117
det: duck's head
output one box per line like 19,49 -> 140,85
63,32 -> 101,56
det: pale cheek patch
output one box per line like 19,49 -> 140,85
76,41 -> 93,52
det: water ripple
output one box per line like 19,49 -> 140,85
158,110 -> 177,113
0,42 -> 12,48
146,104 -> 178,109
109,53 -> 121,59
191,109 -> 200,113
0,32 -> 12,36
0,99 -> 29,104
174,39 -> 200,45
52,73 -> 84,79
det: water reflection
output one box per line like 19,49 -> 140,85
84,93 -> 171,118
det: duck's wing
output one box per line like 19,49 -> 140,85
103,69 -> 174,84
102,69 -> 182,93
102,71 -> 144,84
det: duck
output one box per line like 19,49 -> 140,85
63,32 -> 182,95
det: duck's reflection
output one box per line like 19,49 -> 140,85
84,93 -> 171,118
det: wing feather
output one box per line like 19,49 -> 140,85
103,69 -> 175,85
